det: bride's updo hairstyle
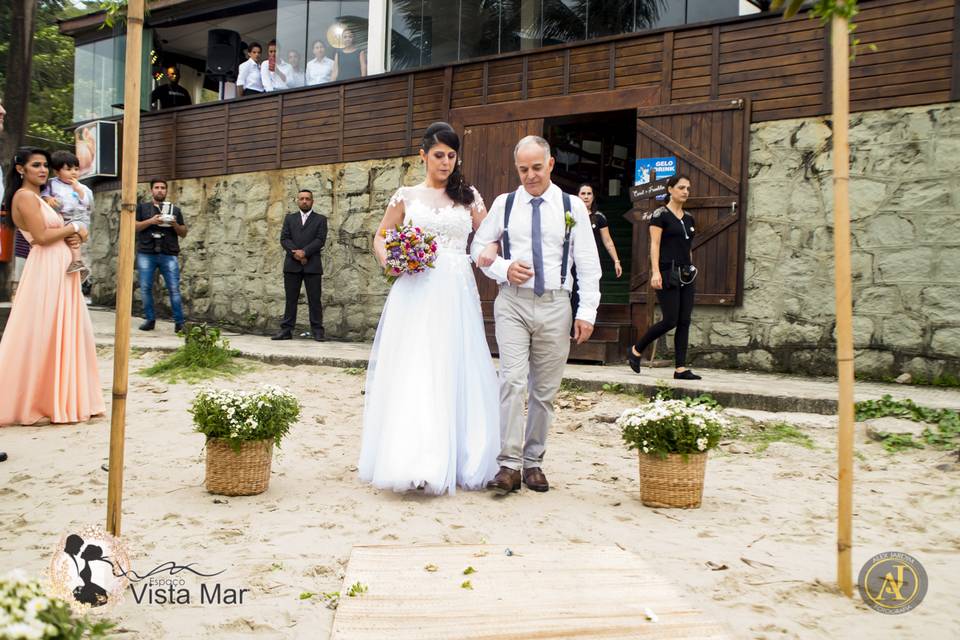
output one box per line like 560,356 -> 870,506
421,122 -> 475,207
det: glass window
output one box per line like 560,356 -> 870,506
643,0 -> 685,29
422,0 -> 460,66
277,1 -> 370,82
389,0 -> 424,70
687,0 -> 740,23
587,0 -> 636,38
458,0 -> 501,61
73,32 -> 151,122
543,0 -> 585,47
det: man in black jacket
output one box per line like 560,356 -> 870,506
273,189 -> 327,341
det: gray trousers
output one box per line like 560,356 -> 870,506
494,284 -> 572,471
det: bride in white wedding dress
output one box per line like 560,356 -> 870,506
358,122 -> 500,495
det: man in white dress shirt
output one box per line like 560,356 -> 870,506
261,40 -> 291,92
236,42 -> 264,95
470,135 -> 601,494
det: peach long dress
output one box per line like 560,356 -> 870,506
0,193 -> 105,425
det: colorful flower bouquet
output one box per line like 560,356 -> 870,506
382,224 -> 438,282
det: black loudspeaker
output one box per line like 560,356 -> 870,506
206,29 -> 241,78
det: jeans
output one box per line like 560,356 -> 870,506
136,252 -> 184,324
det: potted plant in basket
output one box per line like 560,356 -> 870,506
618,398 -> 726,508
191,384 -> 301,496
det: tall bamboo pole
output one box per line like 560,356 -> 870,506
831,3 -> 855,597
107,0 -> 145,537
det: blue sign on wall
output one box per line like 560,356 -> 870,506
635,157 -> 677,185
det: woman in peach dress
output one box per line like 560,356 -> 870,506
0,148 -> 104,425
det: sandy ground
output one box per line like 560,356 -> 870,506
1,348 -> 958,639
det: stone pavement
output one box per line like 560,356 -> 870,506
89,308 -> 960,415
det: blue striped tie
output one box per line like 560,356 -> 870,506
531,197 -> 545,296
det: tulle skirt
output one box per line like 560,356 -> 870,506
359,250 -> 500,495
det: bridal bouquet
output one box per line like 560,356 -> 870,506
382,224 -> 438,283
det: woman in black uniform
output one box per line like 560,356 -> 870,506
627,175 -> 701,380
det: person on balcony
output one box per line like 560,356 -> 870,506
333,28 -> 366,81
306,40 -> 335,86
237,42 -> 264,96
261,40 -> 292,92
150,66 -> 192,109
285,49 -> 305,88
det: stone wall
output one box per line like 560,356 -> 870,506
88,102 -> 960,378
671,102 -> 960,379
89,157 -> 425,341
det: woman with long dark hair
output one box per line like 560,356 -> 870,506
0,148 -> 105,425
359,122 -> 500,495
577,183 -> 622,277
627,175 -> 701,380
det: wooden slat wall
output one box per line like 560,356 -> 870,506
135,0 -> 957,182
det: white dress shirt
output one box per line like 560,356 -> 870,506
237,58 -> 264,92
300,209 -> 312,225
261,59 -> 293,92
286,66 -> 305,88
470,182 -> 602,324
306,57 -> 335,85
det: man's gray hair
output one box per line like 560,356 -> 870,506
514,135 -> 551,163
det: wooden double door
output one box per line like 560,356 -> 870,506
450,93 -> 749,361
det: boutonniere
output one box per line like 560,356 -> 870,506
564,211 -> 576,232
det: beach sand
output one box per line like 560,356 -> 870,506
1,349 -> 958,639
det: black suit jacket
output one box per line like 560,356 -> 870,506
280,210 -> 327,274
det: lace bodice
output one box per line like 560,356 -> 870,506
389,185 -> 485,251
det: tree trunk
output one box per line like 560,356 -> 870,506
0,0 -> 38,163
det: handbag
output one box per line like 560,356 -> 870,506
661,262 -> 697,289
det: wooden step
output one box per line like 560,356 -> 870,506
484,318 -> 632,364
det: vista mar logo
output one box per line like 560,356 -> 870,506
48,526 -> 248,612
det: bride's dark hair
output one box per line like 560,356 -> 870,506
420,122 -> 475,207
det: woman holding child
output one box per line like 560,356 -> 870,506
0,147 -> 104,426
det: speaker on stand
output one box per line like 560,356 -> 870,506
206,29 -> 241,99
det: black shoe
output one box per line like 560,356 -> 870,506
271,331 -> 293,341
174,323 -> 185,334
313,334 -> 326,342
0,452 -> 7,463
139,320 -> 155,331
674,370 -> 702,380
627,348 -> 642,374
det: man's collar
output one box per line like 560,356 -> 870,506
518,182 -> 556,204
299,209 -> 313,216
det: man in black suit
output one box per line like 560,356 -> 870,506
272,189 -> 327,341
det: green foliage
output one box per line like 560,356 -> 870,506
0,569 -> 115,639
460,580 -> 473,590
602,382 -> 625,394
559,379 -> 585,393
618,398 -> 727,460
142,324 -> 244,382
684,393 -> 721,410
855,394 -> 960,452
743,422 -> 816,453
462,566 -> 476,575
298,591 -> 313,600
772,0 -> 872,59
342,367 -> 365,375
0,1 -> 77,148
345,582 -> 368,597
320,591 -> 341,609
191,384 -> 302,451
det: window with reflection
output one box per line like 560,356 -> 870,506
277,0 -> 370,84
73,33 -> 152,122
387,0 -> 744,72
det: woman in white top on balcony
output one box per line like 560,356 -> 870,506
306,40 -> 335,85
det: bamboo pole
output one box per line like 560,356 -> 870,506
831,4 -> 855,597
107,0 -> 146,537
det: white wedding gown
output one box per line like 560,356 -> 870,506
358,184 -> 501,495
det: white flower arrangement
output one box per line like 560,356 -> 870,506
618,398 -> 727,459
0,570 -> 113,639
191,384 -> 301,451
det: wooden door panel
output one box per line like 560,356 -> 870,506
629,99 -> 748,308
460,119 -> 544,306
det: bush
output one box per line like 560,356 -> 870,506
191,385 -> 301,451
618,398 -> 727,460
143,324 -> 243,382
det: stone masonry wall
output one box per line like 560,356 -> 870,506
89,157 -> 425,341
671,102 -> 960,379
87,103 -> 960,378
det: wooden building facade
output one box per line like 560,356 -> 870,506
118,0 -> 956,361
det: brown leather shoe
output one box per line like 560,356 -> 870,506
487,466 -> 521,495
522,467 -> 549,492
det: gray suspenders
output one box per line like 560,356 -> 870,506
501,191 -> 573,286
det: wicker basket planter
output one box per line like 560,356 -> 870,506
205,438 -> 273,496
638,452 -> 707,509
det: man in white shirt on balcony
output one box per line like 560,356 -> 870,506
261,40 -> 292,92
236,42 -> 264,95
